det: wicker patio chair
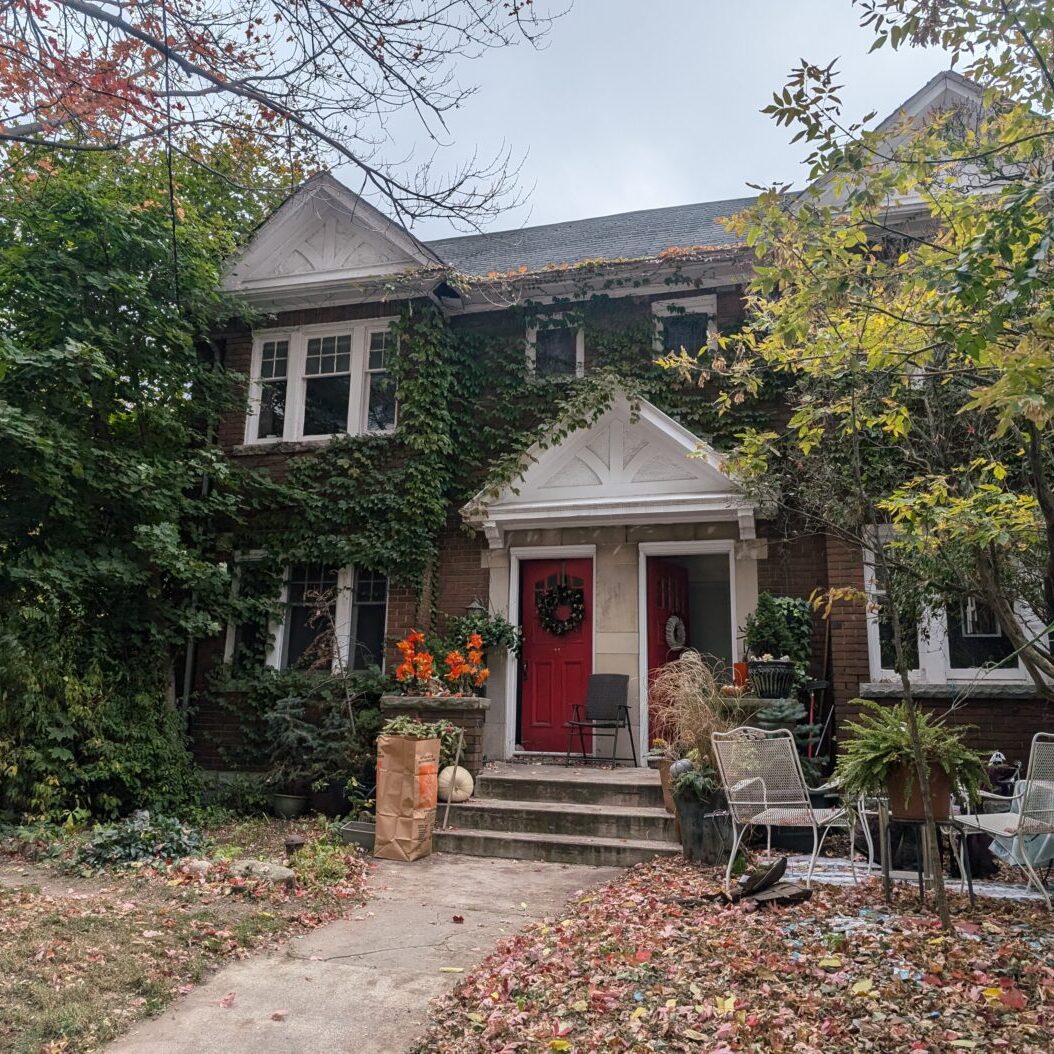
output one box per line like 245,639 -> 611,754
711,726 -> 857,890
953,732 -> 1054,909
565,673 -> 637,766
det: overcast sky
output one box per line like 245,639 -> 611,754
360,1 -> 951,241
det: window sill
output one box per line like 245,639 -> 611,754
860,681 -> 1044,699
232,432 -> 396,456
232,438 -> 333,456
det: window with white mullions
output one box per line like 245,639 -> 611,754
257,339 -> 289,439
283,563 -> 340,669
303,333 -> 352,437
651,294 -> 718,355
365,329 -> 396,432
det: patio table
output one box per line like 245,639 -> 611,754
876,799 -> 976,908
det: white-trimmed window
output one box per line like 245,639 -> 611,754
864,546 -> 1027,684
365,327 -> 397,431
652,294 -> 718,354
246,320 -> 397,444
526,319 -> 585,378
227,562 -> 388,672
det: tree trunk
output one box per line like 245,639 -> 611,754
888,591 -> 952,931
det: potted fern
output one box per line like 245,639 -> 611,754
835,700 -> 986,820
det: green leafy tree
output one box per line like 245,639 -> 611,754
0,145 -> 291,819
666,0 -> 1054,927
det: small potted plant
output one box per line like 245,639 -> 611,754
264,696 -> 320,818
743,593 -> 813,699
649,651 -> 746,860
337,775 -> 377,851
835,700 -> 986,820
646,738 -> 678,814
669,756 -> 732,865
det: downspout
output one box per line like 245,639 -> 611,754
181,335 -> 225,712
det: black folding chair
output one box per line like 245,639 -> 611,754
565,673 -> 638,766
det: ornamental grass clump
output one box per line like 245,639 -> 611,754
649,651 -> 748,772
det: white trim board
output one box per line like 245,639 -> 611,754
636,540 -> 739,764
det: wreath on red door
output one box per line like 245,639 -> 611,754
536,583 -> 586,636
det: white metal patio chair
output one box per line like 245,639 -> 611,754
953,732 -> 1054,909
712,726 -> 857,890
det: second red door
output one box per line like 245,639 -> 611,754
519,557 -> 593,753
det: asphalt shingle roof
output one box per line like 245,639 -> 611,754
424,195 -> 756,276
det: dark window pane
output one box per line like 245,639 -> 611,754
260,340 -> 288,379
355,568 -> 388,603
368,330 -> 391,370
352,603 -> 386,669
303,375 -> 351,435
878,609 -> 919,670
367,373 -> 396,431
258,379 -> 287,438
535,328 -> 578,376
662,312 -> 710,354
948,600 -> 1016,669
284,564 -> 338,668
350,568 -> 387,670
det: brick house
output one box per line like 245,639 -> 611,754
190,71 -> 1052,774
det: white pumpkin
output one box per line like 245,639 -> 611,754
438,765 -> 474,803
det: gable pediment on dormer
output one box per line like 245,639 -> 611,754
222,173 -> 443,298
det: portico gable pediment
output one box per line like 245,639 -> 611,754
463,397 -> 755,546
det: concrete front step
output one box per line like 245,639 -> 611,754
475,768 -> 664,809
434,827 -> 681,867
444,798 -> 677,843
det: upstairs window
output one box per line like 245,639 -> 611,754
365,329 -> 397,432
303,334 -> 352,437
246,321 -> 397,444
526,320 -> 585,378
257,339 -> 289,440
652,294 -> 718,355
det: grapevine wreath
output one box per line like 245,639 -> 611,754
536,583 -> 586,635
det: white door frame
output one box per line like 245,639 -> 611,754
637,540 -> 738,762
506,545 -> 597,759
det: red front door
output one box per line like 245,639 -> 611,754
647,557 -> 691,742
519,558 -> 593,753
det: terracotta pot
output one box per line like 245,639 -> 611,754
657,758 -> 676,815
885,763 -> 952,821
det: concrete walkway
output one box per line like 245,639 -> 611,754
107,854 -> 621,1054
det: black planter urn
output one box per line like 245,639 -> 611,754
747,659 -> 795,700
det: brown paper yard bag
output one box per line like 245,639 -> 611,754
373,735 -> 440,861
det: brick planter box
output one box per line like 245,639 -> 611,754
380,695 -> 490,777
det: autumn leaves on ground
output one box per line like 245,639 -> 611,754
0,819 -> 368,1054
414,858 -> 1054,1054
3,838 -> 1054,1054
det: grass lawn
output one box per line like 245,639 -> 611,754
0,818 -> 369,1054
414,858 -> 1054,1054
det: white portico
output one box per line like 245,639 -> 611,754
462,396 -> 764,764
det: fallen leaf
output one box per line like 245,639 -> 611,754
217,992 -> 236,1009
452,915 -> 464,924
270,1010 -> 287,1022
